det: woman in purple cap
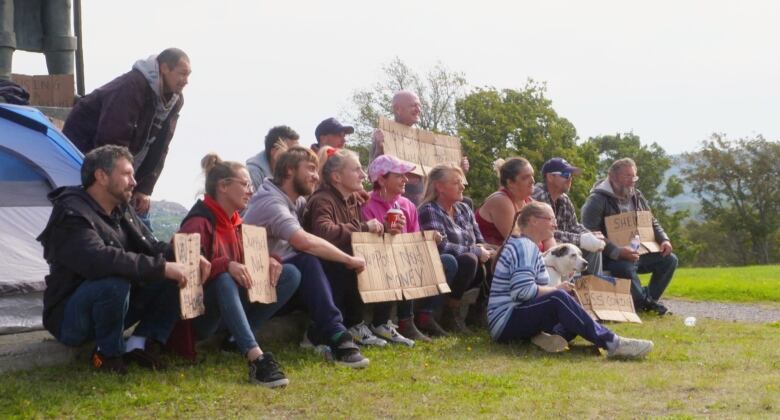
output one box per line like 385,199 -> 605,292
362,154 -> 457,345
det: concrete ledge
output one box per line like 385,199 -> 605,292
0,313 -> 310,374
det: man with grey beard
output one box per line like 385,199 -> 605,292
581,158 -> 677,315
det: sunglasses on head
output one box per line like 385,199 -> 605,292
548,171 -> 573,179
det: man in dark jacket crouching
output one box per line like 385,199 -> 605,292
37,145 -> 210,374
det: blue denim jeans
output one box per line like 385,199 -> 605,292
193,265 -> 301,355
58,276 -> 180,357
282,253 -> 347,345
603,252 -> 678,305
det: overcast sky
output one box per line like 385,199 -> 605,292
13,0 -> 780,207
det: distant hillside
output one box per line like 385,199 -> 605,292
665,154 -> 702,219
150,200 -> 188,243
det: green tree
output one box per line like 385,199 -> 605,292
345,57 -> 467,155
456,81 -> 598,206
683,134 -> 780,264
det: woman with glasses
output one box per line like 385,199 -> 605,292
476,158 -> 554,250
301,146 -> 387,347
488,201 -> 654,359
175,153 -> 301,388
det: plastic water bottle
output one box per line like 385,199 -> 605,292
630,234 -> 641,252
684,316 -> 696,327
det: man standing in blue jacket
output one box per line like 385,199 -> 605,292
581,158 -> 677,315
63,48 -> 191,229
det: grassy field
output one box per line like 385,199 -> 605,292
646,264 -> 780,303
2,316 -> 779,418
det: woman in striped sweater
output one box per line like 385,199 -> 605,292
487,201 -> 654,359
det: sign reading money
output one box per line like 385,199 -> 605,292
604,211 -> 661,254
173,233 -> 205,320
241,224 -> 277,304
351,231 -> 451,303
378,117 -> 464,179
574,275 -> 641,323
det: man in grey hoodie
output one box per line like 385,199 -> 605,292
63,48 -> 191,228
581,158 -> 677,315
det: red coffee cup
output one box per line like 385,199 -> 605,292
386,208 -> 403,229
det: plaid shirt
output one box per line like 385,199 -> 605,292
532,183 -> 590,246
418,201 -> 485,257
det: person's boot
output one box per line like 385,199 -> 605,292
439,304 -> 472,334
465,302 -> 488,330
397,317 -> 432,343
414,312 -> 449,338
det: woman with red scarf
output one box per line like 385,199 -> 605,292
177,154 -> 301,388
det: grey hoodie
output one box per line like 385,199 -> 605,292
581,178 -> 669,260
131,56 -> 180,169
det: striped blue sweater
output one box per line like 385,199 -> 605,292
487,236 -> 550,340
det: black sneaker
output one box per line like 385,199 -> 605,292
92,349 -> 128,375
645,300 -> 670,316
248,352 -> 289,388
123,348 -> 167,371
330,332 -> 369,368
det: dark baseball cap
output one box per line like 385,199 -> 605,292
315,117 -> 354,140
541,157 -> 582,175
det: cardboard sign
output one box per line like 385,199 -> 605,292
351,231 -> 451,303
378,117 -> 464,180
604,211 -> 661,254
574,275 -> 641,323
241,225 -> 277,304
173,233 -> 205,320
11,74 -> 74,108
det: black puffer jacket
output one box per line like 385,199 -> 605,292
36,186 -> 172,336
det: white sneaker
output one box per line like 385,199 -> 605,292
607,337 -> 654,359
370,321 -> 415,347
299,330 -> 332,360
348,322 -> 388,347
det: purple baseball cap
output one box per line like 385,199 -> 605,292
368,155 -> 417,182
315,117 -> 354,140
541,157 -> 582,175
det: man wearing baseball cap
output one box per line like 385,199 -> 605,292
532,157 -> 606,275
312,117 -> 354,153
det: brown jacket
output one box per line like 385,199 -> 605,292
63,69 -> 183,195
302,184 -> 369,253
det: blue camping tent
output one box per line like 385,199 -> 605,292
0,103 -> 82,333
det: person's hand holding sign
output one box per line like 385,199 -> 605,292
228,261 -> 253,289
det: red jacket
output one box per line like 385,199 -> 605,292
178,196 -> 242,283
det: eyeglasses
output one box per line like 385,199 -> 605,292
620,174 -> 639,182
533,215 -> 555,222
548,171 -> 573,179
225,178 -> 253,193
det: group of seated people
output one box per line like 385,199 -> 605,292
38,91 -> 677,390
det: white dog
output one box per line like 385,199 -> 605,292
543,243 -> 589,287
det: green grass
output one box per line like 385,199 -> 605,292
2,317 -> 780,418
649,265 -> 780,303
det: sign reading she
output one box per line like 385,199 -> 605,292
11,74 -> 74,108
574,275 -> 641,323
378,117 -> 463,179
173,233 -> 205,320
605,211 -> 661,254
351,231 -> 451,303
241,224 -> 277,303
